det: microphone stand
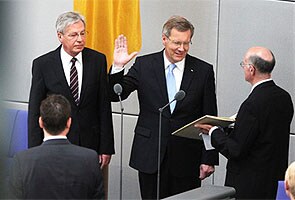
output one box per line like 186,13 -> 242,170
113,83 -> 124,200
156,90 -> 185,200
157,106 -> 164,200
157,102 -> 174,200
118,95 -> 124,200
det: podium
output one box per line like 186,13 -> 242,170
164,185 -> 235,200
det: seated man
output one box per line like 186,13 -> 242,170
9,94 -> 104,199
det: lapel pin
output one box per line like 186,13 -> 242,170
190,69 -> 194,72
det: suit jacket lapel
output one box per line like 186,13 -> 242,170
52,46 -> 74,98
180,55 -> 196,93
174,55 -> 196,111
152,51 -> 169,105
151,52 -> 196,116
79,48 -> 93,105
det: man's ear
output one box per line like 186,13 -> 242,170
57,32 -> 62,41
39,117 -> 44,129
66,117 -> 72,129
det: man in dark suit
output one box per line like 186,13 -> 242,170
197,46 -> 294,199
109,16 -> 218,199
28,11 -> 114,169
9,94 -> 104,199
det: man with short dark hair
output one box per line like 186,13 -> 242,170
9,94 -> 104,199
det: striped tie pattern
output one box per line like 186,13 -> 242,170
70,57 -> 79,105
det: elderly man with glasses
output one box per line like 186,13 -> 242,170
197,46 -> 294,199
28,12 -> 115,196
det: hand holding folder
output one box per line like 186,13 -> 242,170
172,115 -> 236,140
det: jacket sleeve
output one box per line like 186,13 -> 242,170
97,55 -> 115,154
28,59 -> 46,148
8,155 -> 23,199
92,155 -> 105,199
200,66 -> 219,165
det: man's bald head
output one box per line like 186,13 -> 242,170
244,46 -> 276,74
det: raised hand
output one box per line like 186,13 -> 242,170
113,34 -> 138,67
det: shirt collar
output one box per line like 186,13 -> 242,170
60,46 -> 82,65
163,51 -> 185,72
250,78 -> 272,93
43,135 -> 67,142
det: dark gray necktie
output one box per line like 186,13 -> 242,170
70,57 -> 79,105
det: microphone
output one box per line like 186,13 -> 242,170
156,90 -> 186,200
114,83 -> 122,96
113,83 -> 124,200
174,90 -> 186,101
114,83 -> 124,112
158,90 -> 186,112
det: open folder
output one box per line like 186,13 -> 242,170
172,115 -> 235,140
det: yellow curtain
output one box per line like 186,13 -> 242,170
73,0 -> 142,71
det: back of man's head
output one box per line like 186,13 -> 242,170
40,94 -> 71,135
247,47 -> 276,74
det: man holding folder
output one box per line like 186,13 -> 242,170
196,46 -> 294,199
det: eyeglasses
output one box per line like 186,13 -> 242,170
166,35 -> 192,48
63,31 -> 87,40
240,61 -> 253,68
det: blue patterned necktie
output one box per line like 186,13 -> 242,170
166,64 -> 177,112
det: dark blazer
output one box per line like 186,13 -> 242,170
109,51 -> 218,177
28,46 -> 114,155
211,80 -> 294,199
9,139 -> 104,199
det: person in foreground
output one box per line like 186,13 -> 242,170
109,15 -> 218,199
9,94 -> 104,199
28,11 -> 114,170
285,161 -> 295,200
196,46 -> 294,199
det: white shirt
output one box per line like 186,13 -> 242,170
163,51 -> 185,92
43,135 -> 67,142
60,47 -> 83,98
111,64 -> 124,74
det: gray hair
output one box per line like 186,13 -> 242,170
55,11 -> 85,33
162,15 -> 194,39
248,50 -> 276,74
